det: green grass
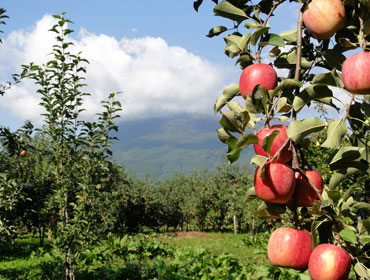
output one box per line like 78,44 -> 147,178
160,231 -> 269,265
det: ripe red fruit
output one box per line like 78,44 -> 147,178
239,63 -> 277,99
302,0 -> 346,40
254,163 -> 296,203
294,170 -> 323,207
19,150 -> 27,157
342,52 -> 370,95
308,244 -> 351,280
268,227 -> 312,270
254,125 -> 292,163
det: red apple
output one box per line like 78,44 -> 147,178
308,244 -> 351,280
254,163 -> 296,203
268,227 -> 312,270
254,125 -> 292,163
239,63 -> 277,99
294,170 -> 323,207
302,0 -> 346,40
19,150 -> 27,157
342,52 -> 370,95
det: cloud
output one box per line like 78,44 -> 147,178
0,14 -> 238,125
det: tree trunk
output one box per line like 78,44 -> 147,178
233,215 -> 238,234
252,216 -> 255,236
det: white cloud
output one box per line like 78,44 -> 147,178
0,14 -> 237,125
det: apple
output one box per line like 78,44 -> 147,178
268,227 -> 313,270
254,125 -> 292,163
294,170 -> 323,207
308,244 -> 351,280
19,150 -> 27,157
254,163 -> 296,203
239,63 -> 277,99
302,0 -> 346,40
342,52 -> 370,95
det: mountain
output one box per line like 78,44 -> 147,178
112,114 -> 254,179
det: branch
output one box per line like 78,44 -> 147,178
292,2 -> 304,121
256,0 -> 285,63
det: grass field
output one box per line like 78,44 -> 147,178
0,231 -> 314,279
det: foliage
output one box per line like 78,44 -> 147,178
194,0 -> 370,278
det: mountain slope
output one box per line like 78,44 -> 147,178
112,114 -> 254,179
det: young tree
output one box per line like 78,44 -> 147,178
15,14 -> 122,280
195,0 -> 370,278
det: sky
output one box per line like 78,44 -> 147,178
0,0 -> 304,129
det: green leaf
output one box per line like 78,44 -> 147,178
276,97 -> 293,113
219,111 -> 242,133
340,229 -> 357,244
214,84 -> 240,114
321,119 -> 347,149
274,49 -> 314,69
279,29 -> 297,43
207,26 -> 227,38
226,137 -> 242,164
354,262 -> 370,279
256,202 -> 286,219
250,154 -> 268,167
293,85 -> 334,112
269,46 -> 281,57
259,33 -> 285,47
244,22 -> 258,29
213,2 -> 248,22
250,27 -> 269,46
217,128 -> 231,143
261,130 -> 280,154
322,50 -> 346,71
312,69 -> 344,88
245,187 -> 257,202
329,146 -> 368,170
287,117 -> 326,143
236,133 -> 259,149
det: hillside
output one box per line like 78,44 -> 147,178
112,114 -> 254,179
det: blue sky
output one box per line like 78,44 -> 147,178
0,0 -> 302,130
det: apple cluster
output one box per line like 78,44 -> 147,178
268,227 -> 352,280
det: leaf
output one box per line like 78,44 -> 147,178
250,154 -> 268,167
213,2 -> 248,22
279,29 -> 297,43
339,229 -> 357,244
236,133 -> 259,149
245,187 -> 257,202
322,50 -> 346,71
250,27 -> 269,46
269,46 -> 281,57
293,85 -> 334,112
214,84 -> 240,114
207,26 -> 228,38
219,111 -> 242,133
259,33 -> 285,47
193,0 -> 203,11
274,49 -> 314,69
261,130 -> 280,154
256,202 -> 286,219
354,262 -> 370,278
244,22 -> 258,29
329,146 -> 368,170
217,128 -> 231,143
312,69 -> 344,88
276,97 -> 293,113
321,119 -> 347,149
225,137 -> 242,164
287,117 -> 326,143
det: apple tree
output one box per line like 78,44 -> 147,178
194,0 -> 370,278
